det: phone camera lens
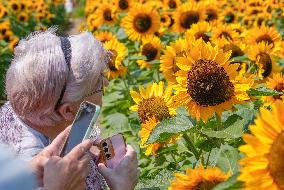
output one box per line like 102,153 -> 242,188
104,147 -> 108,152
105,154 -> 111,159
102,142 -> 107,147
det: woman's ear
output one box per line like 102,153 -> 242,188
57,103 -> 75,121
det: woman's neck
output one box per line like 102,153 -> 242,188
26,120 -> 68,140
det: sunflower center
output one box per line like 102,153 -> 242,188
256,17 -> 265,27
269,132 -> 284,189
205,9 -> 218,21
223,43 -> 244,58
138,97 -> 170,123
103,9 -> 113,21
133,14 -> 152,33
225,12 -> 235,23
161,16 -> 167,23
195,32 -> 210,42
194,180 -> 221,190
19,15 -> 26,22
257,52 -> 272,78
119,0 -> 128,10
187,59 -> 234,107
180,11 -> 199,29
256,34 -> 274,48
142,43 -> 158,61
1,28 -> 7,35
219,32 -> 233,41
168,0 -> 177,8
103,9 -> 112,21
11,3 -> 19,11
273,83 -> 284,100
107,50 -> 118,71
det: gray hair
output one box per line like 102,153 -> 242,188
6,27 -> 108,127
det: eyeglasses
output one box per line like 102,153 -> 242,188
83,74 -> 108,98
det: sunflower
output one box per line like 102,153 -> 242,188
169,166 -> 229,190
17,12 -> 29,22
230,23 -> 246,36
9,0 -> 20,12
239,101 -> 284,190
204,5 -> 219,23
0,4 -> 8,18
94,31 -> 117,43
245,26 -> 282,55
139,117 -> 161,156
220,8 -> 239,24
137,35 -> 162,69
96,3 -> 117,26
163,0 -> 181,10
210,24 -> 240,44
145,1 -> 164,10
113,0 -> 132,12
160,38 -> 189,84
103,39 -> 128,79
130,81 -> 175,123
87,14 -> 99,31
8,37 -> 19,51
252,13 -> 268,27
174,41 -> 252,121
185,21 -> 212,43
0,20 -> 11,38
173,2 -> 206,33
215,40 -> 247,59
264,74 -> 284,104
121,3 -> 160,41
139,117 -> 179,156
247,42 -> 281,79
160,12 -> 172,28
201,0 -> 224,24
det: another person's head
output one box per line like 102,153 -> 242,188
6,27 -> 109,134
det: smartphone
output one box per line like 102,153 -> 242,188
60,101 -> 101,156
98,134 -> 127,169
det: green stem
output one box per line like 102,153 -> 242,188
122,77 -> 130,97
205,149 -> 212,168
166,145 -> 177,163
156,67 -> 160,82
183,133 -> 199,160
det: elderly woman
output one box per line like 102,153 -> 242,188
0,28 -> 138,190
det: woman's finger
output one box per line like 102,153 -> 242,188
47,126 -> 71,156
65,140 -> 93,160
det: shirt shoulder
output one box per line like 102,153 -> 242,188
0,102 -> 50,161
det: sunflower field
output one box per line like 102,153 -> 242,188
82,0 -> 284,189
0,0 -> 67,100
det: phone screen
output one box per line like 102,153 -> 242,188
61,102 -> 99,156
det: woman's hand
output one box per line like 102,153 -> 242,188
29,126 -> 71,186
98,145 -> 139,190
42,140 -> 93,190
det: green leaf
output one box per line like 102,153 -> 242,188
157,144 -> 178,155
213,173 -> 243,190
230,55 -> 249,62
247,87 -> 282,96
147,59 -> 161,65
213,144 -> 241,174
201,119 -> 245,139
277,58 -> 284,67
137,169 -> 173,190
146,115 -> 194,144
117,28 -> 127,40
176,106 -> 189,116
129,55 -> 147,60
104,113 -> 129,132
